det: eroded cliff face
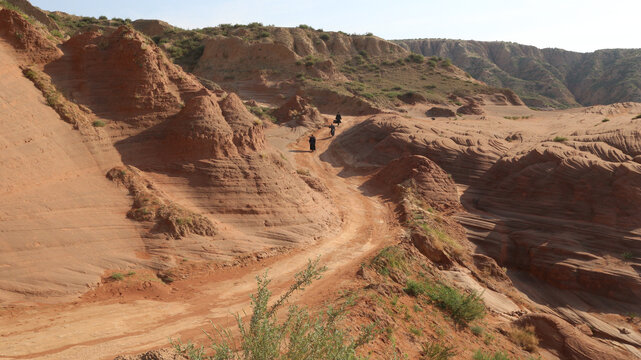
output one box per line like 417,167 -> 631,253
395,39 -> 641,109
329,105 -> 641,306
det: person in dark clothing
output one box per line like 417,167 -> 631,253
333,112 -> 342,126
309,134 -> 316,152
329,123 -> 336,137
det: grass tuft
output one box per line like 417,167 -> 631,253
110,273 -> 124,281
422,341 -> 456,359
473,350 -> 510,360
470,325 -> 483,336
622,251 -> 634,261
371,246 -> 408,276
507,324 -> 539,352
426,283 -> 485,325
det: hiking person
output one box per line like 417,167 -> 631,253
309,134 -> 316,152
329,123 -> 336,137
333,112 -> 342,126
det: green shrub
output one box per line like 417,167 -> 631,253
473,350 -> 510,360
258,31 -> 270,38
320,33 -> 330,41
622,251 -> 634,261
298,24 -> 311,30
409,326 -> 422,337
365,32 -> 373,36
23,68 -> 37,81
426,284 -> 485,325
406,53 -> 424,63
404,279 -> 427,297
553,136 -> 568,142
50,29 -> 64,39
422,341 -> 456,359
45,92 -> 60,107
441,58 -> 452,67
110,273 -> 124,281
602,118 -> 610,122
470,325 -> 483,336
172,259 -> 376,360
92,120 -> 106,127
371,246 -> 408,276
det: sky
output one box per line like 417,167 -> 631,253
30,0 -> 641,53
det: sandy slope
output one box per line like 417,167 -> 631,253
0,40 -> 145,304
0,117 -> 401,360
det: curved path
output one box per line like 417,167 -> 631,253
0,119 -> 400,360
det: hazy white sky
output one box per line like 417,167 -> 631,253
30,0 -> 641,52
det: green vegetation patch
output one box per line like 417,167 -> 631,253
422,341 -> 456,359
404,279 -> 485,325
473,350 -> 511,360
371,246 -> 409,276
171,259 -> 377,360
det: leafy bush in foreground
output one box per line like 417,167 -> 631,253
172,259 -> 376,359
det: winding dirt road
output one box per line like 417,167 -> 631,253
0,118 -> 400,360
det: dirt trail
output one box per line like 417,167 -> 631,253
0,118 -> 400,360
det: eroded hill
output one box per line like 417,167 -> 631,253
1,2 -> 641,360
395,39 -> 641,109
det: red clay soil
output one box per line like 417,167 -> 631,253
1,8 -> 640,359
0,115 -> 402,360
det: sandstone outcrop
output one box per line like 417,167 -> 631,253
426,106 -> 455,117
515,313 -> 631,360
273,95 -> 326,128
45,26 -> 201,126
0,8 -> 61,63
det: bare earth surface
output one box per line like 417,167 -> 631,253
1,7 -> 641,358
0,115 -> 401,360
0,40 -> 145,304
